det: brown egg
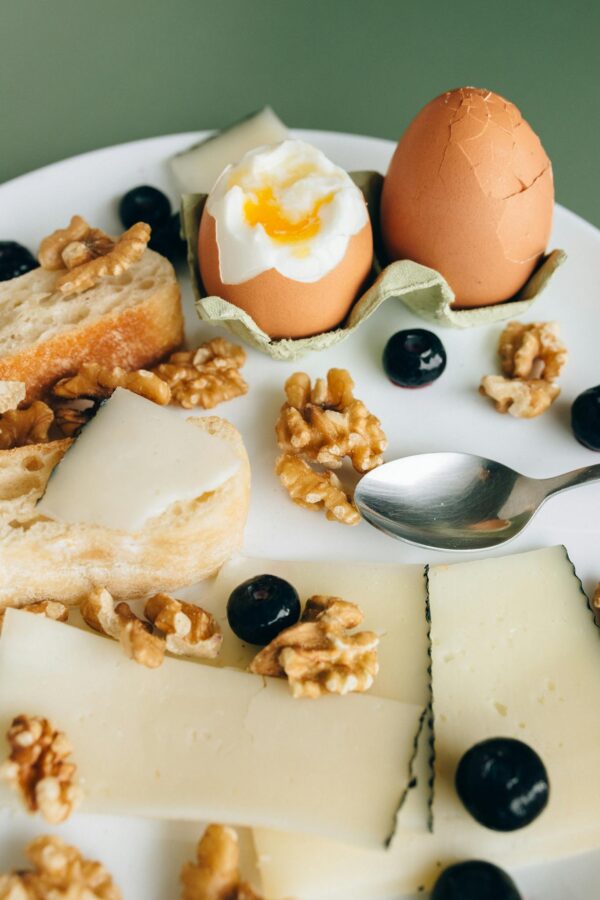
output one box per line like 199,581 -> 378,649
198,212 -> 373,339
380,87 -> 554,308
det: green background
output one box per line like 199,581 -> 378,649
1,0 -> 598,226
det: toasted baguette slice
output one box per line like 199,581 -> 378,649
0,249 -> 183,402
0,416 -> 250,607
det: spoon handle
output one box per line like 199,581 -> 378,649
539,464 -> 600,500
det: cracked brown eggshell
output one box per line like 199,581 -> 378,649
380,87 -> 554,308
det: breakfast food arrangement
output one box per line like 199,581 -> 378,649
0,87 -> 599,900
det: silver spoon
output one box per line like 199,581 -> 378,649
354,452 -> 600,552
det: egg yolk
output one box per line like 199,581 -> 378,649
243,186 -> 334,244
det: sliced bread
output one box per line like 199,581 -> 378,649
0,416 -> 250,607
0,249 -> 183,401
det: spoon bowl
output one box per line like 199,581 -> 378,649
354,452 -> 600,551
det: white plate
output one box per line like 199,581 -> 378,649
1,130 -> 599,899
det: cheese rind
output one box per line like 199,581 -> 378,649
36,388 -> 240,531
0,610 -> 423,850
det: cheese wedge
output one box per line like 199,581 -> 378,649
0,610 -> 423,850
171,107 -> 289,194
254,546 -> 600,899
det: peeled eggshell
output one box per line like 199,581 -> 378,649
198,211 -> 373,339
380,87 -> 554,308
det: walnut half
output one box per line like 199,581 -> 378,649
276,368 -> 387,473
499,321 -> 567,382
53,363 -> 171,405
81,587 -> 165,669
154,337 -> 248,410
145,594 -> 222,658
181,825 -> 262,900
250,595 -> 379,699
0,715 -> 83,824
38,216 -> 151,295
480,375 -> 560,418
480,321 -> 566,419
0,835 -> 122,899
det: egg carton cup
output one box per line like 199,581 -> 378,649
181,172 -> 566,361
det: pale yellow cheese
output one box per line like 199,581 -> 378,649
254,547 -> 600,899
0,610 -> 423,850
212,557 -> 431,833
428,545 -> 600,857
36,388 -> 240,531
170,107 -> 289,194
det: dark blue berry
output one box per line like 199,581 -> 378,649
119,185 -> 172,232
432,860 -> 522,900
0,242 -> 38,282
571,386 -> 600,451
383,329 -> 446,388
455,737 -> 549,831
149,212 -> 185,261
227,575 -> 301,645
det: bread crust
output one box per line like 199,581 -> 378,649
0,255 -> 184,402
0,417 -> 250,607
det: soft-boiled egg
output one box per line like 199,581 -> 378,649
198,140 -> 373,338
380,87 -> 554,308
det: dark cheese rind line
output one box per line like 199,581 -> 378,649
424,563 -> 435,834
384,705 -> 428,848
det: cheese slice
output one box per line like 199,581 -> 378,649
36,388 -> 239,531
0,610 -> 423,850
171,107 -> 289,194
254,546 -> 600,899
211,557 -> 431,834
428,544 -> 600,859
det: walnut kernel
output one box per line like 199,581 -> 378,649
145,593 -> 222,658
81,587 -> 164,668
181,824 -> 262,900
154,338 -> 248,410
499,321 -> 567,382
250,595 -> 379,699
53,362 -> 171,404
0,835 -> 121,899
0,402 -> 54,450
38,216 -> 151,294
275,454 -> 360,526
0,716 -> 82,824
119,618 -> 165,669
480,375 -> 560,418
276,369 -> 387,473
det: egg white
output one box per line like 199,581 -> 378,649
206,140 -> 369,284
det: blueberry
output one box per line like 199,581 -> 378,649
149,212 -> 186,261
119,185 -> 172,232
383,328 -> 446,388
455,737 -> 549,831
0,241 -> 38,282
431,860 -> 522,900
571,386 -> 600,451
227,574 -> 301,645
